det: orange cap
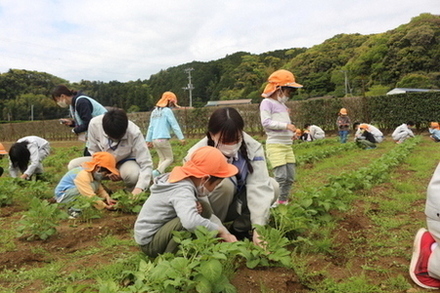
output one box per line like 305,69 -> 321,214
261,69 -> 303,98
431,122 -> 439,129
0,143 -> 7,155
169,146 -> 238,183
156,91 -> 179,107
82,152 -> 119,175
295,129 -> 302,135
359,124 -> 369,130
339,108 -> 347,115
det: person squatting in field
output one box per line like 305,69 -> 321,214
134,146 -> 238,257
8,136 -> 50,180
51,85 -> 108,156
68,109 -> 153,197
353,122 -> 384,149
429,122 -> 440,142
185,107 -> 279,246
392,121 -> 415,144
54,152 -> 119,219
260,69 -> 302,205
303,124 -> 325,141
145,91 -> 185,179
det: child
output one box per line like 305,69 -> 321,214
0,143 -> 7,177
392,121 -> 415,144
336,108 -> 351,143
304,124 -> 325,140
429,122 -> 440,142
146,91 -> 185,178
54,152 -> 118,218
410,162 -> 440,289
294,128 -> 303,141
9,136 -> 50,180
134,146 -> 239,258
260,69 -> 303,205
353,124 -> 377,149
300,129 -> 313,142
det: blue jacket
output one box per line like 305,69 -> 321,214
145,107 -> 184,142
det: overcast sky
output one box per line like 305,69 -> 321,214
0,0 -> 438,83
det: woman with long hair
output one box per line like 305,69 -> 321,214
185,107 -> 279,246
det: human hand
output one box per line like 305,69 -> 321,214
59,119 -> 73,126
252,230 -> 266,249
146,142 -> 153,148
286,124 -> 296,132
20,174 -> 29,180
179,139 -> 186,146
108,173 -> 122,181
196,201 -> 203,214
218,229 -> 238,243
131,188 -> 144,196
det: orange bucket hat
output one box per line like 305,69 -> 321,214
0,143 -> 7,155
82,152 -> 119,175
339,108 -> 347,115
156,91 -> 179,107
431,122 -> 439,129
169,146 -> 238,183
261,69 -> 303,98
295,129 -> 302,136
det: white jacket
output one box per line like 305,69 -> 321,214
185,132 -> 275,226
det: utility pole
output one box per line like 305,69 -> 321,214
182,68 -> 194,107
340,70 -> 353,97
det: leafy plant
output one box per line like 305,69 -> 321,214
67,195 -> 104,222
111,189 -> 148,214
16,198 -> 68,241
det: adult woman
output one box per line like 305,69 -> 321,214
146,91 -> 185,178
9,136 -> 50,180
185,107 -> 279,246
51,85 -> 107,156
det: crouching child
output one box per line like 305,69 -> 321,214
134,146 -> 239,258
54,152 -> 118,218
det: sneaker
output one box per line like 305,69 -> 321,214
409,228 -> 440,289
152,169 -> 161,179
68,208 -> 82,219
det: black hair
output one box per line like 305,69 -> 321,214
102,109 -> 129,140
304,123 -> 311,129
206,107 -> 253,174
353,122 -> 361,130
9,141 -> 31,173
51,85 -> 78,101
407,121 -> 415,126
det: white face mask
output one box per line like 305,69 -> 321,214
197,177 -> 210,197
277,95 -> 289,103
57,100 -> 69,108
217,142 -> 241,158
92,171 -> 105,181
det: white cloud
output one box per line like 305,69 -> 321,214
0,0 -> 438,82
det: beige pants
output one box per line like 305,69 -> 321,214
153,139 -> 174,173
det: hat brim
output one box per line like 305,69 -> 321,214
168,163 -> 238,183
282,82 -> 303,88
0,150 -> 7,155
82,161 -> 119,176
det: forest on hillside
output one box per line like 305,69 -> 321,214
0,13 -> 439,121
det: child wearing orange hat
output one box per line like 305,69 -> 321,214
429,122 -> 440,142
336,108 -> 351,143
145,91 -> 185,179
134,146 -> 239,257
260,69 -> 302,205
54,152 -> 119,218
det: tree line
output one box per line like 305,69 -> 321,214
0,13 -> 439,122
